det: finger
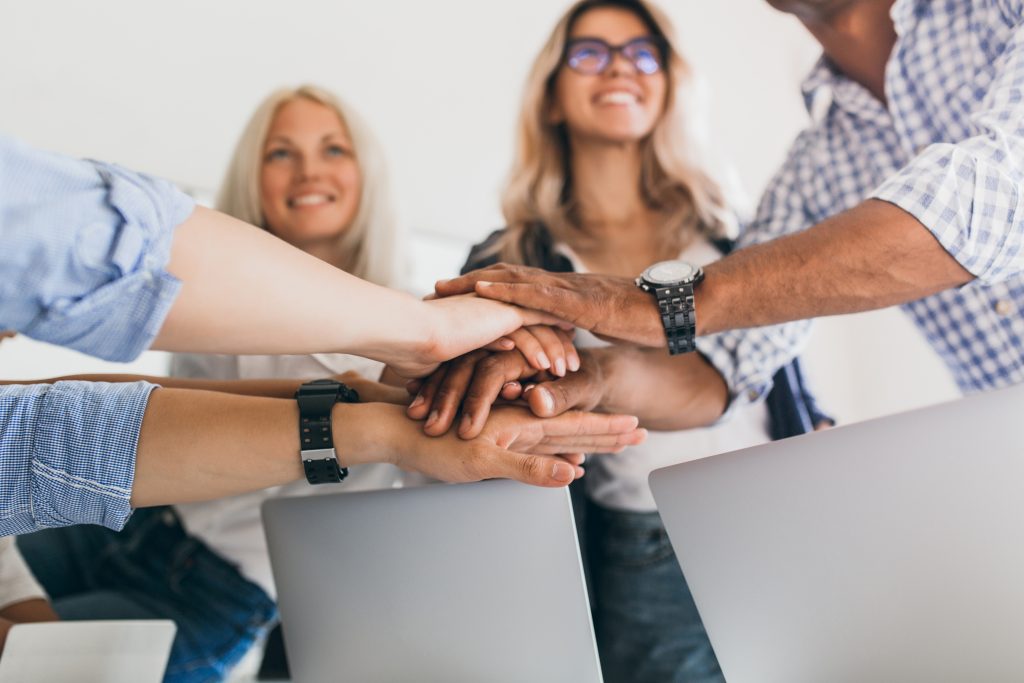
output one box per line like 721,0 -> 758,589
525,372 -> 600,418
459,354 -> 535,439
505,328 -> 550,372
405,378 -> 422,395
475,281 -> 573,324
525,325 -> 570,377
425,350 -> 489,436
531,429 -> 648,453
472,445 -> 577,488
538,411 -> 640,437
407,365 -> 448,421
499,381 -> 522,401
555,328 -> 581,373
434,264 -> 525,297
483,337 -> 516,352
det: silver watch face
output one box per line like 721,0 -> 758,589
643,260 -> 698,285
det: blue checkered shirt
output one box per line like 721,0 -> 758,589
0,135 -> 195,534
699,0 -> 1024,406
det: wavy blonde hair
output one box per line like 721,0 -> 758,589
496,0 -> 736,263
217,84 -> 401,287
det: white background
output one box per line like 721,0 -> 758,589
0,0 -> 960,424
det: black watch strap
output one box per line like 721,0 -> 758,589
295,379 -> 359,485
654,282 -> 699,355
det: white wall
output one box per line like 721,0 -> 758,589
0,0 -> 959,422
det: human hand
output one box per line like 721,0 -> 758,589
434,264 -> 664,347
407,346 -> 602,439
340,402 -> 645,487
390,295 -> 572,379
0,331 -> 16,345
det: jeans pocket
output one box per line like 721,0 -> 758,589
596,508 -> 677,569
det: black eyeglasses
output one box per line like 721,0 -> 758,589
563,36 -> 665,76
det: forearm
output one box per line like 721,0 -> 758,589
589,347 -> 728,430
698,199 -> 973,335
155,206 -> 436,363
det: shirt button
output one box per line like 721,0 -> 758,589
747,389 -> 760,402
995,300 -> 1014,316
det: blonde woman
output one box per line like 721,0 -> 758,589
414,2 -> 832,681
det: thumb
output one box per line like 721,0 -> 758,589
525,373 -> 598,418
474,444 -> 578,487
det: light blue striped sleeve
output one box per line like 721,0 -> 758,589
0,380 -> 157,536
0,135 -> 195,361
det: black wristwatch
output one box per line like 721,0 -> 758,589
636,260 -> 705,355
295,379 -> 360,485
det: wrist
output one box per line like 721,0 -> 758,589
331,402 -> 408,467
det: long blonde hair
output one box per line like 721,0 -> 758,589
217,84 -> 401,287
497,0 -> 736,263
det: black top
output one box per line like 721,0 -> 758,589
462,226 -> 832,440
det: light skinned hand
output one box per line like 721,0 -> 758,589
344,402 -> 645,487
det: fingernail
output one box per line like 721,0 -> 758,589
551,462 -> 574,483
554,358 -> 566,377
536,352 -> 551,370
567,355 -> 580,372
575,466 -> 585,479
459,414 -> 473,435
409,395 -> 425,410
522,384 -> 536,395
499,338 -> 514,349
478,281 -> 493,288
435,278 -> 450,286
535,387 -> 555,415
425,410 -> 439,428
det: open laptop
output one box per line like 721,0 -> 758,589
650,382 -> 1024,683
0,620 -> 175,683
262,479 -> 603,683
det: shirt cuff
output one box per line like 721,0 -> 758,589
24,163 -> 194,362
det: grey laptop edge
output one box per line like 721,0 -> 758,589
263,479 -> 603,683
651,383 -> 1024,683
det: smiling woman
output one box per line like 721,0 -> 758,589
217,84 -> 401,287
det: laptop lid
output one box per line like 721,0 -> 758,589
0,620 -> 175,683
650,382 -> 1024,683
262,479 -> 603,683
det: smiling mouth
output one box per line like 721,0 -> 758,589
595,91 -> 641,106
287,193 -> 335,208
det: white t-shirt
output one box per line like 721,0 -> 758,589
556,237 -> 773,512
0,537 -> 46,610
170,352 -> 403,598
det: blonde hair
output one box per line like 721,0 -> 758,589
497,0 -> 736,263
217,84 -> 401,287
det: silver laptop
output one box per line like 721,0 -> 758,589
262,479 -> 603,683
0,620 -> 175,683
650,382 -> 1024,683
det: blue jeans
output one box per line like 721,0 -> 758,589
16,507 -> 276,683
574,487 -> 725,683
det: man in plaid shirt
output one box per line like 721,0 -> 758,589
441,0 -> 1024,416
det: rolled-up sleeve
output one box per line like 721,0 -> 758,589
0,380 -> 156,536
0,135 -> 195,361
872,17 -> 1024,283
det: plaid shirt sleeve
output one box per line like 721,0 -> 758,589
872,14 -> 1024,283
0,380 -> 157,536
0,135 -> 195,361
696,135 -> 817,410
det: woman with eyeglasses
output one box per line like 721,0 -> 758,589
448,1 -> 833,681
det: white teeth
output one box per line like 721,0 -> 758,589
597,91 -> 639,105
291,194 -> 331,207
